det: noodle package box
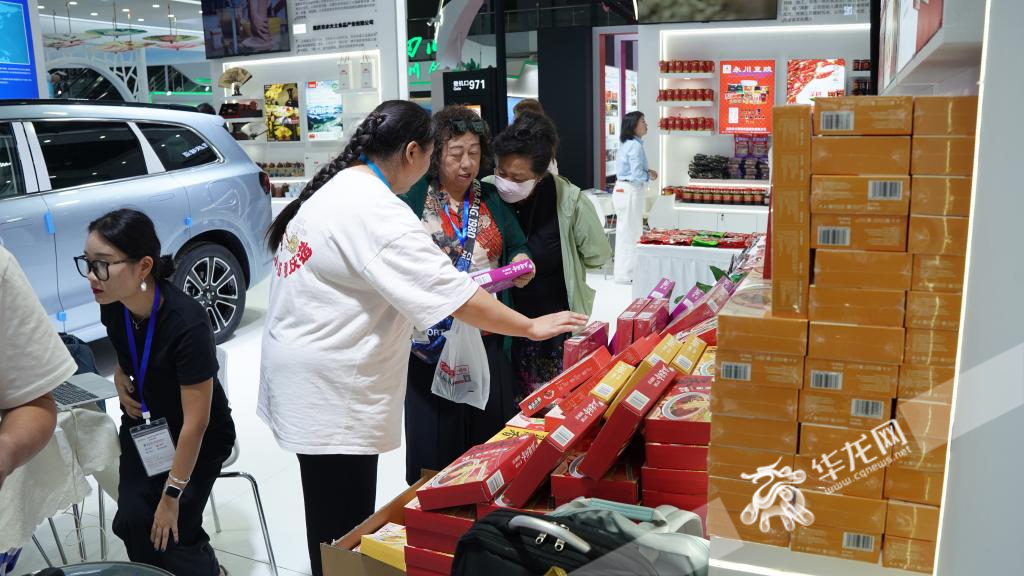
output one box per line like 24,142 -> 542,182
470,258 -> 536,293
416,435 -> 539,511
578,362 -> 679,479
614,298 -> 652,354
403,498 -> 475,555
519,346 -> 612,417
563,321 -> 610,369
644,375 -> 714,445
551,449 -> 641,505
648,278 -> 677,300
501,395 -> 610,508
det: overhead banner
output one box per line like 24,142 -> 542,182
292,0 -> 380,55
719,60 -> 775,134
787,59 -> 846,104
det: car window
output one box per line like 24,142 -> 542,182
0,124 -> 25,200
34,121 -> 147,190
138,123 -> 219,171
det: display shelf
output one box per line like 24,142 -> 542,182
659,101 -> 715,108
687,179 -> 771,187
674,202 -> 768,215
661,72 -> 716,80
662,131 -> 717,138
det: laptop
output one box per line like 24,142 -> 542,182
53,372 -> 118,410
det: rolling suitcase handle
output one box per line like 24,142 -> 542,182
508,515 -> 595,556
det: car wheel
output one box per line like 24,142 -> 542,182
173,242 -> 247,344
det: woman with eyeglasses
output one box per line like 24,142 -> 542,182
490,111 -> 612,400
614,111 -> 657,284
260,100 -> 586,576
398,105 -> 536,485
77,209 -> 234,576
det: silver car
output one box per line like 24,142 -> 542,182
0,100 -> 272,343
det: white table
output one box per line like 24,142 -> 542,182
632,243 -> 742,300
0,409 -> 120,554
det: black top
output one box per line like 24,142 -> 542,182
510,176 -> 570,317
101,281 -> 235,463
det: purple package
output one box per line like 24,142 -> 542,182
669,284 -> 708,319
471,258 -> 536,293
647,278 -> 676,301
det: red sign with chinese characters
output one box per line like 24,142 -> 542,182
718,60 -> 775,134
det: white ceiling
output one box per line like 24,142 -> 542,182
36,0 -> 204,32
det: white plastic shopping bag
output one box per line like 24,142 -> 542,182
432,319 -> 490,410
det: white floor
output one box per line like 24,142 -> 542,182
14,272 -> 635,576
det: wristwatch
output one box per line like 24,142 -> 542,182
164,483 -> 183,500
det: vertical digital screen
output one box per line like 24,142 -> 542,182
0,0 -> 39,98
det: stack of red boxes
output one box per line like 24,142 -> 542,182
562,321 -> 610,370
614,298 -> 670,354
403,499 -> 471,576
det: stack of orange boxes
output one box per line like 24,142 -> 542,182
881,95 -> 976,573
707,269 -> 807,548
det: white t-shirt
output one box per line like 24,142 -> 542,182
0,247 -> 77,411
258,168 -> 480,455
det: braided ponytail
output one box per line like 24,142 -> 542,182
266,101 -> 434,251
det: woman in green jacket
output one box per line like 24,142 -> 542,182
491,112 -> 613,400
399,106 -> 535,485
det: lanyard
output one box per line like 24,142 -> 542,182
363,157 -> 390,190
443,192 -> 471,246
124,282 -> 161,423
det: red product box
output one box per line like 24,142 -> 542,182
670,285 -> 708,319
550,451 -> 641,504
476,489 -> 556,520
501,396 -> 609,508
645,443 -> 708,471
664,279 -> 734,338
416,435 -> 539,510
614,298 -> 651,354
406,528 -> 458,556
642,466 -> 709,495
403,498 -> 475,540
404,546 -> 454,575
562,321 -> 610,369
519,347 -> 612,417
578,362 -> 678,479
505,412 -> 547,434
634,299 -> 670,340
644,375 -> 713,445
643,490 -> 708,512
648,278 -> 677,300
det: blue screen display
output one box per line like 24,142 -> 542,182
0,0 -> 38,98
507,96 -> 523,125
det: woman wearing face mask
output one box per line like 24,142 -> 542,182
79,209 -> 235,576
614,111 -> 657,284
512,98 -> 559,176
260,101 -> 586,575
490,112 -> 612,399
399,105 -> 536,486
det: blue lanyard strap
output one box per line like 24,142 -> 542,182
124,282 -> 161,422
443,192 -> 471,246
362,155 -> 390,190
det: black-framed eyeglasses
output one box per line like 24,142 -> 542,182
451,119 -> 486,136
74,255 -> 135,281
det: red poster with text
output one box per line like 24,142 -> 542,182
719,60 -> 775,134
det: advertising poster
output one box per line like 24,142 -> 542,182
787,59 -> 846,104
264,83 -> 301,142
604,66 -> 621,177
292,0 -> 380,55
719,60 -> 775,134
625,69 -> 639,114
305,80 -> 344,141
201,0 -> 291,58
0,0 -> 39,98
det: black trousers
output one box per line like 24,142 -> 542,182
297,453 -> 379,576
404,334 -> 518,486
113,433 -> 227,576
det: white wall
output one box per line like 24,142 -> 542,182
637,22 -> 870,190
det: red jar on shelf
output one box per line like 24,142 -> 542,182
659,61 -> 669,73
703,60 -> 714,73
682,188 -> 694,202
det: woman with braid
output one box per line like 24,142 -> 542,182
259,100 -> 588,575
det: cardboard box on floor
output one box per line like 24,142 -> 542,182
323,471 -> 437,576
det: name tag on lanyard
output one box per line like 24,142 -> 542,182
130,418 -> 175,477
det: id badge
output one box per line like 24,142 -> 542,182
130,418 -> 176,477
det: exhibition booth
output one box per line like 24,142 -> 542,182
3,1 -> 1022,576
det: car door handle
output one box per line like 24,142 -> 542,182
149,193 -> 175,202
